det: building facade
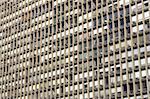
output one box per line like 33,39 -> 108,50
0,0 -> 150,99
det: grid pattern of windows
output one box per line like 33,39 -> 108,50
0,0 -> 150,99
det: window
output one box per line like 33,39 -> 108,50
120,10 -> 123,17
98,16 -> 101,26
105,76 -> 109,85
146,34 -> 150,43
93,18 -> 97,27
70,35 -> 73,45
39,5 -> 41,13
143,80 -> 147,89
129,83 -> 133,92
123,84 -> 127,92
109,22 -> 112,29
114,20 -> 118,28
50,25 -> 52,33
120,19 -> 124,26
139,36 -> 144,45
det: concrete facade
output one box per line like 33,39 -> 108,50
0,0 -> 150,99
